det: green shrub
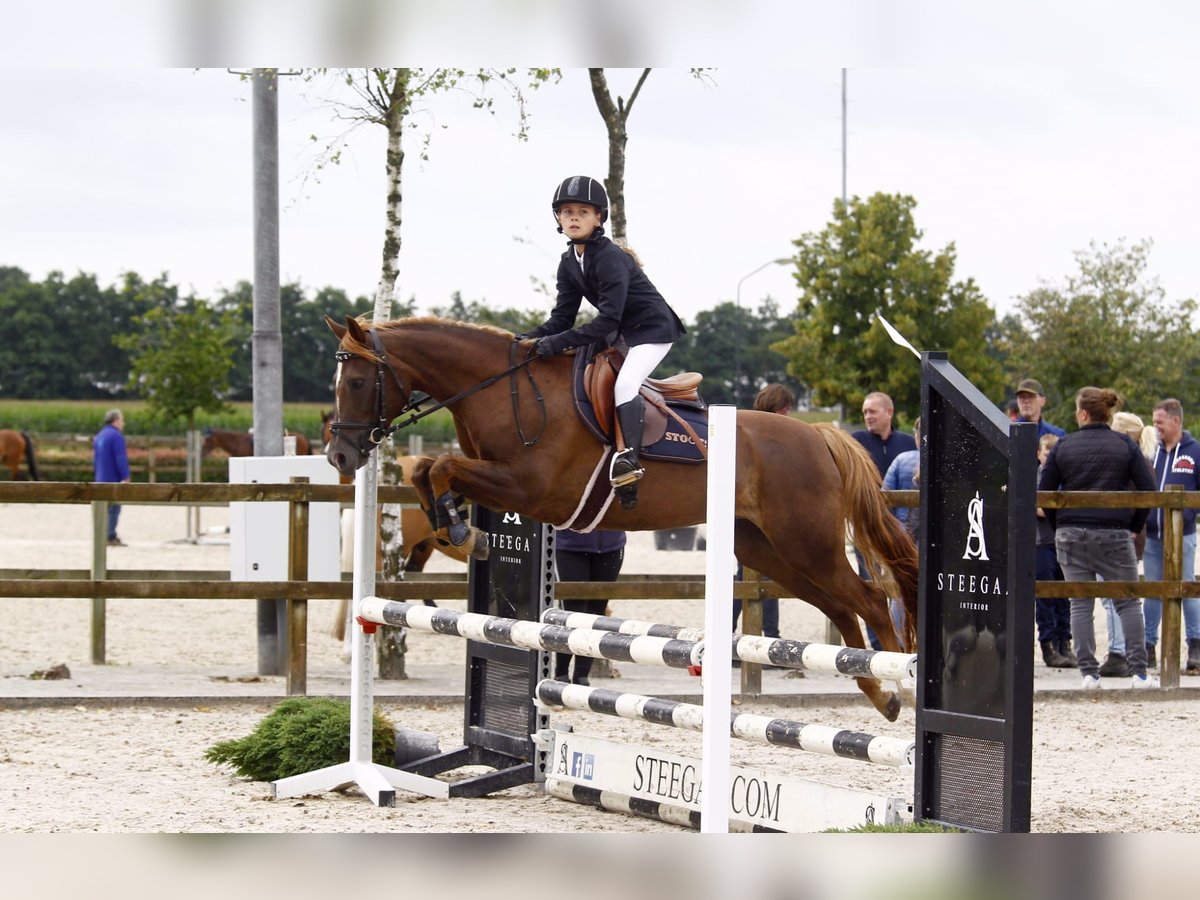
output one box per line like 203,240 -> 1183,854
205,697 -> 396,781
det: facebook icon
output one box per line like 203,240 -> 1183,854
570,752 -> 595,780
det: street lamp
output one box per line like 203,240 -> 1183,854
734,257 -> 792,408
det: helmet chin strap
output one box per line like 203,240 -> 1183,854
562,225 -> 605,245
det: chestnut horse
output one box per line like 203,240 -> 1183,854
201,428 -> 311,457
324,315 -> 919,721
0,430 -> 39,480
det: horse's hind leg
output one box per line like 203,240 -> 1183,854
733,520 -> 905,722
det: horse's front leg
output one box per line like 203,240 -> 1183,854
427,455 -> 529,561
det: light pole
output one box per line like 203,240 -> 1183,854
734,257 -> 792,408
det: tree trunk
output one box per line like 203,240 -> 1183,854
588,68 -> 650,243
373,70 -> 411,680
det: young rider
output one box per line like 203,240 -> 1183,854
519,175 -> 685,507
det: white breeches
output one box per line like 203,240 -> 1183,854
614,342 -> 672,405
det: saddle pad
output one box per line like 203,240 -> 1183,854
640,403 -> 707,463
571,347 -> 707,465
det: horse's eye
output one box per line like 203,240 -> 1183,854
349,378 -> 367,390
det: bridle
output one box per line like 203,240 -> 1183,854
328,328 -> 545,463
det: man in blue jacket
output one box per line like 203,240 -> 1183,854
1143,398 -> 1200,673
93,409 -> 131,546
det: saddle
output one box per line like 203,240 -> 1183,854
583,347 -> 705,447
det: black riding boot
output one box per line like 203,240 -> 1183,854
611,398 -> 646,509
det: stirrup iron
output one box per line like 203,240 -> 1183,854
609,449 -> 644,488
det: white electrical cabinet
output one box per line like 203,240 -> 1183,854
229,455 -> 341,582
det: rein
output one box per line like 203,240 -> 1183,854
330,330 -> 543,459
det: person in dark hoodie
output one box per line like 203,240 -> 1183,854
1038,386 -> 1157,690
1142,398 -> 1200,673
551,527 -> 626,685
519,175 -> 686,510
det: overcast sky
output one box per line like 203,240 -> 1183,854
4,66 -> 1199,336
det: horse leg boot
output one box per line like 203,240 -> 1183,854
611,398 -> 646,510
436,491 -> 490,560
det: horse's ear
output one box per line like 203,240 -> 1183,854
344,316 -> 368,345
324,315 -> 347,340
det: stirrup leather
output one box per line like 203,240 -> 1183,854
609,449 -> 644,488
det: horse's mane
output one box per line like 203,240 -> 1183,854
339,316 -> 515,362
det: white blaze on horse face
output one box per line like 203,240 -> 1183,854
335,360 -> 344,393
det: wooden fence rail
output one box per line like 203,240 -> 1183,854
0,482 -> 1195,691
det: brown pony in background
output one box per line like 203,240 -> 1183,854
324,315 -> 919,721
201,428 -> 312,457
0,430 -> 40,480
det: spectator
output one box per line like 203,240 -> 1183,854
1019,377 -> 1073,665
93,409 -> 131,547
1142,399 -> 1200,674
853,392 -> 917,478
1094,411 -> 1151,677
852,391 -> 916,650
1034,433 -> 1074,669
1015,378 -> 1067,439
552,528 -> 626,685
881,416 -> 921,640
1038,387 -> 1157,690
1004,398 -> 1020,422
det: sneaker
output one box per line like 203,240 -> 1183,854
1098,652 -> 1131,678
1080,674 -> 1102,690
1131,673 -> 1160,690
107,538 -> 126,547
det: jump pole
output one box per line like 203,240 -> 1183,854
701,403 -> 737,833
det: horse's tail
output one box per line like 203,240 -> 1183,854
812,423 -> 919,652
21,431 -> 39,481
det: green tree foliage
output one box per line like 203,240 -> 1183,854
1008,239 -> 1200,425
773,193 -> 1003,421
115,302 -> 237,430
213,280 -> 378,402
0,268 -> 179,398
670,299 -> 802,406
428,290 -> 545,335
205,697 -> 395,781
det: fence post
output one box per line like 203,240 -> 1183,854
90,500 -> 107,665
1161,484 -> 1183,689
287,476 -> 310,696
147,440 -> 157,484
739,567 -> 763,697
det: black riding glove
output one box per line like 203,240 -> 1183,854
535,335 -> 569,357
515,332 -> 536,341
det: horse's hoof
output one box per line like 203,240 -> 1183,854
883,692 -> 901,722
465,528 -> 490,561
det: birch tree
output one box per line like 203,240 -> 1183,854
307,68 -> 554,676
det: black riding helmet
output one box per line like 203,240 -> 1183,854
552,175 -> 608,233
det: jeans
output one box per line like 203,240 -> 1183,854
1034,545 -> 1071,644
1103,600 -> 1125,655
732,598 -> 780,638
106,503 -> 122,541
1142,534 -> 1200,644
1055,526 -> 1147,677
